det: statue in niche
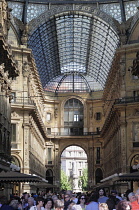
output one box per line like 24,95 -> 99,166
133,123 -> 139,142
120,56 -> 126,76
131,155 -> 139,172
119,22 -> 127,45
54,108 -> 58,118
22,61 -> 30,77
21,24 -> 28,46
131,52 -> 139,76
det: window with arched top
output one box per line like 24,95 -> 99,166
11,156 -> 20,167
64,98 -> 84,135
130,154 -> 139,173
46,169 -> 53,184
95,168 -> 103,184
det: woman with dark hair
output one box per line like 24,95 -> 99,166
44,198 -> 54,210
30,197 -> 44,210
77,195 -> 86,210
116,200 -> 132,210
98,188 -> 108,204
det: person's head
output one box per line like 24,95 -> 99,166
99,189 -> 106,197
9,199 -> 19,209
36,197 -> 44,207
28,197 -> 34,207
88,192 -> 98,203
44,198 -> 54,209
24,193 -> 29,200
99,203 -> 109,210
128,192 -> 136,203
52,195 -> 58,203
111,190 -> 117,197
71,194 -> 77,200
59,192 -> 65,200
66,190 -> 72,198
55,199 -> 64,209
65,194 -> 70,201
77,194 -> 86,204
116,200 -> 131,210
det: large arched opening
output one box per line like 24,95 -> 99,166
60,145 -> 88,192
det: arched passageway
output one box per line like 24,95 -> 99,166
61,145 -> 88,192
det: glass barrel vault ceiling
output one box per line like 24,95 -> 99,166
28,13 -> 119,93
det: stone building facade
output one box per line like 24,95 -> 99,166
0,0 -> 18,172
0,0 -> 139,194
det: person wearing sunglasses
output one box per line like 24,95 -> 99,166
77,195 -> 86,210
64,195 -> 72,210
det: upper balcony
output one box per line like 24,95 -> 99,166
11,95 -> 35,111
115,96 -> 139,105
46,127 -> 101,137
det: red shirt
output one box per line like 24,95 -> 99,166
131,200 -> 139,210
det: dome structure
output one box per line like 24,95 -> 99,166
7,0 -> 139,92
28,13 -> 119,92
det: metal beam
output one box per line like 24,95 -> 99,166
22,0 -> 29,24
119,0 -> 126,22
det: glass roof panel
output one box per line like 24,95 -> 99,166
44,73 -> 102,93
100,3 -> 121,23
124,1 -> 139,21
28,13 -> 119,92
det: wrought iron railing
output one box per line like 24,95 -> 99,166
11,98 -> 35,105
115,96 -> 139,104
46,129 -> 100,136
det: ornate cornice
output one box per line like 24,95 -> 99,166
28,5 -> 120,35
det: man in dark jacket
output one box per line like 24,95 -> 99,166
0,196 -> 14,210
64,194 -> 72,210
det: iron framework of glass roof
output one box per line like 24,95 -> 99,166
28,13 -> 119,93
7,0 -> 139,93
7,0 -> 139,24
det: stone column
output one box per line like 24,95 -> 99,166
54,140 -> 60,189
88,139 -> 94,187
23,123 -> 30,174
120,121 -> 127,173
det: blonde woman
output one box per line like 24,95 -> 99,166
99,203 -> 109,210
55,200 -> 64,210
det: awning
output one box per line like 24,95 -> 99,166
33,182 -> 57,189
0,171 -> 46,183
118,171 -> 139,182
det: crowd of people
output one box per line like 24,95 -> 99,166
0,188 -> 139,210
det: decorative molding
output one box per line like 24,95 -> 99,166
11,111 -> 19,118
28,5 -> 120,35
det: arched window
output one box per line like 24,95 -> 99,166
11,156 -> 20,167
46,169 -> 53,184
130,154 -> 139,173
95,168 -> 103,184
64,98 -> 83,135
11,156 -> 20,172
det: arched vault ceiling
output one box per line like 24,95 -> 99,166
28,12 -> 119,92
